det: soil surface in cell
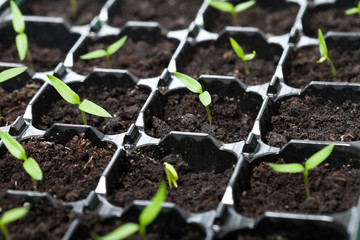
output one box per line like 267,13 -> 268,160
285,47 -> 360,88
107,150 -> 234,213
71,213 -> 205,240
73,38 -> 177,78
147,92 -> 257,143
236,159 -> 360,217
205,2 -> 299,35
0,197 -> 75,239
0,42 -> 67,72
264,95 -> 360,147
180,42 -> 279,85
304,4 -> 360,38
0,81 -> 40,126
109,0 -> 203,30
0,133 -> 116,202
35,85 -> 149,135
19,0 -> 103,25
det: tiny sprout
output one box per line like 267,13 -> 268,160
92,180 -> 167,240
0,67 -> 27,118
0,130 -> 43,191
268,143 -> 334,198
230,37 -> 256,75
317,29 -> 336,77
345,1 -> 360,16
174,72 -> 212,125
164,162 -> 178,189
208,0 -> 256,26
0,206 -> 29,240
46,74 -> 112,125
80,36 -> 128,69
70,0 -> 77,16
10,0 -> 33,70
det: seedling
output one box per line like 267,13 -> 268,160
268,143 -> 334,198
46,74 -> 112,125
208,0 -> 256,26
345,1 -> 360,16
229,37 -> 256,75
0,206 -> 29,240
80,36 -> 128,69
164,162 -> 178,189
0,130 -> 43,191
70,0 -> 77,16
317,29 -> 336,77
92,180 -> 167,240
173,72 -> 212,125
0,67 -> 28,117
10,0 -> 33,70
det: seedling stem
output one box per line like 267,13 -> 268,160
81,110 -> 87,125
70,0 -> 77,16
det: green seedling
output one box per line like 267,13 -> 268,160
345,1 -> 360,16
0,130 -> 43,191
92,180 -> 167,240
164,162 -> 178,189
46,74 -> 112,125
0,206 -> 29,240
174,72 -> 212,125
80,36 -> 128,69
10,0 -> 33,70
0,67 -> 27,117
70,0 -> 77,16
317,29 -> 336,77
229,37 -> 256,75
268,143 -> 335,198
208,0 -> 256,25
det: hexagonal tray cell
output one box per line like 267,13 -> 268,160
260,84 -> 360,147
175,30 -> 283,85
0,65 -> 42,127
0,125 -> 117,202
202,0 -> 301,36
145,76 -> 263,144
31,71 -> 151,135
15,0 -> 105,26
100,133 -> 237,214
0,18 -> 80,72
302,0 -> 360,38
107,0 -> 204,31
282,33 -> 360,89
72,25 -> 179,78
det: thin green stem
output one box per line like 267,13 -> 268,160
139,225 -> 146,240
31,177 -> 37,191
70,0 -> 77,16
326,57 -> 336,78
106,55 -> 112,69
303,169 -> 310,198
26,49 -> 34,71
232,12 -> 238,26
0,223 -> 10,240
0,109 -> 2,118
81,110 -> 87,125
205,105 -> 212,125
243,60 -> 250,75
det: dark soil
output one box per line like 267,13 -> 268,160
264,96 -> 360,147
107,150 -> 234,213
0,133 -> 116,202
109,0 -> 203,30
205,2 -> 299,36
180,42 -> 278,85
285,46 -> 360,88
70,213 -> 205,240
0,81 -> 40,126
34,85 -> 149,135
0,197 -> 75,240
19,0 -> 104,25
304,5 -> 360,38
0,42 -> 67,72
236,159 -> 360,218
146,92 -> 257,143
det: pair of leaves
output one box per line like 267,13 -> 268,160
10,0 -> 28,61
46,75 -> 112,119
164,162 -> 178,188
173,72 -> 211,107
0,130 -> 43,181
230,37 -> 256,61
0,207 -> 29,226
0,67 -> 27,83
208,0 -> 256,14
345,2 -> 360,15
80,36 -> 128,60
